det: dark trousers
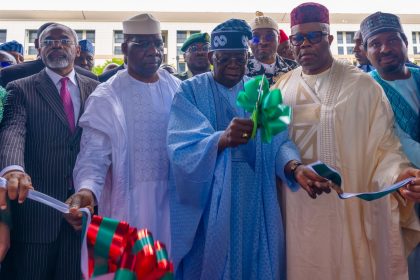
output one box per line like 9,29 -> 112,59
0,220 -> 81,280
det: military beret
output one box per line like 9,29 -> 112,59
181,32 -> 210,52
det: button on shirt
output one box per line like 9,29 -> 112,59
45,67 -> 81,123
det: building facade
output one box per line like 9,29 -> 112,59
1,11 -> 419,70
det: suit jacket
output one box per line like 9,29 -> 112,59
0,59 -> 98,88
0,69 -> 99,243
98,64 -> 124,82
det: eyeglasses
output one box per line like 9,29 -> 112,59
41,39 -> 75,47
215,55 -> 247,66
128,39 -> 164,50
250,33 -> 277,45
290,31 -> 329,46
187,44 -> 210,53
0,61 -> 13,68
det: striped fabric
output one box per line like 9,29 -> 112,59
0,68 -> 98,278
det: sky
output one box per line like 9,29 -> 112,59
3,0 -> 420,14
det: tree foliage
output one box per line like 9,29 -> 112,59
92,58 -> 124,75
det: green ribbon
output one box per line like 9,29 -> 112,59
236,75 -> 291,143
114,269 -> 137,280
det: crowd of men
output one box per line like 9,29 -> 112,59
0,2 -> 419,280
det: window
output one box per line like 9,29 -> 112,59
413,32 -> 420,54
75,30 -> 95,43
176,30 -> 200,70
161,30 -> 168,64
0,30 -> 6,43
178,62 -> 186,73
177,31 -> 187,44
336,31 -> 355,55
25,29 -> 38,55
113,30 -> 124,55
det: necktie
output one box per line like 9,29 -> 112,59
59,77 -> 75,133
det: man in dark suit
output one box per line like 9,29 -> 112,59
0,22 -> 97,88
0,23 -> 98,279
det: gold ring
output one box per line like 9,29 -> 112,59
242,132 -> 249,139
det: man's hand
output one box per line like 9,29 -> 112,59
0,171 -> 33,210
218,118 -> 254,152
64,189 -> 95,231
0,221 -> 10,262
293,164 -> 340,199
397,167 -> 420,202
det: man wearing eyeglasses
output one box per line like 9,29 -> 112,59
0,23 -> 98,89
65,14 -> 181,255
167,18 -> 332,279
0,23 -> 99,279
246,12 -> 297,86
272,3 -> 420,280
175,32 -> 211,81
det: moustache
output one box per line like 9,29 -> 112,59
299,51 -> 317,58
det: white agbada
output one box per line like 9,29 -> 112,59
74,69 -> 180,253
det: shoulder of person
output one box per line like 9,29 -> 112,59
76,72 -> 100,87
271,68 -> 296,88
174,71 -> 188,80
74,65 -> 98,81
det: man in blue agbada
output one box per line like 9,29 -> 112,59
167,19 -> 333,279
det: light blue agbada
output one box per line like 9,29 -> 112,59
167,72 -> 300,280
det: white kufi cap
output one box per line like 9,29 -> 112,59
123,13 -> 161,35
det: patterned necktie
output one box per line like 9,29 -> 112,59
59,77 -> 75,133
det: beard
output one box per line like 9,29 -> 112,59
381,61 -> 404,74
44,53 -> 72,69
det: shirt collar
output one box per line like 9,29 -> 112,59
45,67 -> 77,87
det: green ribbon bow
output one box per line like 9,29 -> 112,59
236,75 -> 291,143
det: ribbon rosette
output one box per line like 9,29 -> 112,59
86,215 -> 173,280
236,75 -> 291,143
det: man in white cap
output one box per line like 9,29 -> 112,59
246,11 -> 297,85
65,13 -> 181,252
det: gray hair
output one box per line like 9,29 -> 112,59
39,23 -> 78,43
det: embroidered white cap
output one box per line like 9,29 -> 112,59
123,13 -> 161,35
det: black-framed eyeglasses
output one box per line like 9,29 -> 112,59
250,33 -> 277,45
290,31 -> 329,46
41,39 -> 75,47
187,44 -> 210,53
0,61 -> 13,68
128,39 -> 164,50
215,55 -> 247,66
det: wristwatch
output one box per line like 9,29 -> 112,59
290,160 -> 303,178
